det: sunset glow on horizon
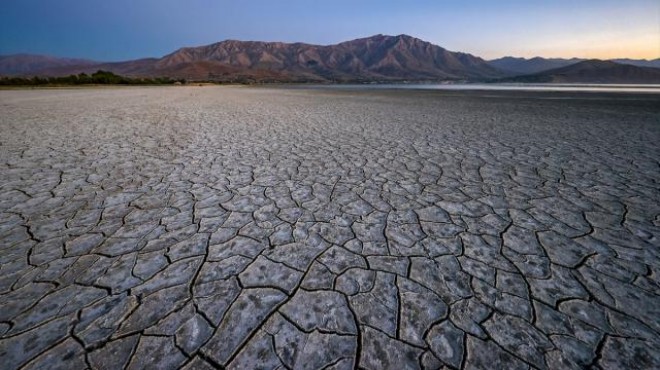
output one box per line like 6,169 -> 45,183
479,27 -> 660,60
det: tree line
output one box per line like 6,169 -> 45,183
0,70 -> 186,86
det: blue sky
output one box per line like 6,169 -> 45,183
1,0 -> 658,61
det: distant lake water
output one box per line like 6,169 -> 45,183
297,83 -> 660,94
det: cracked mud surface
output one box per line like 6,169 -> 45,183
0,86 -> 659,369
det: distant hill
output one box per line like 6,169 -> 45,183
488,57 -> 584,75
0,35 -> 502,82
34,58 -> 160,77
0,54 -> 99,76
610,58 -> 660,69
488,56 -> 660,75
500,60 -> 660,84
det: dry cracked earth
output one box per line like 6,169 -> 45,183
0,86 -> 659,370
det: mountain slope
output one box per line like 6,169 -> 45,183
501,60 -> 660,84
154,34 -> 502,81
0,54 -> 99,76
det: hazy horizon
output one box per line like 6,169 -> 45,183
1,0 -> 658,61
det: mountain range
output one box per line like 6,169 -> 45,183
1,34 -> 659,83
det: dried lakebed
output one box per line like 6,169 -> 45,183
0,86 -> 659,369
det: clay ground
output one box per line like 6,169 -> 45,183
0,86 -> 659,369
